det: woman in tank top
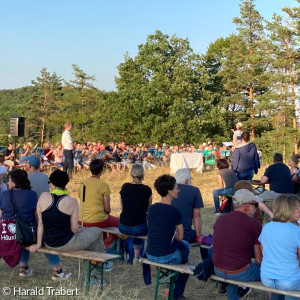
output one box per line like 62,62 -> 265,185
31,169 -> 104,253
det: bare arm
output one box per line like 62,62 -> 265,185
217,174 -> 224,188
193,208 -> 202,237
104,195 -> 111,215
28,202 -> 43,251
258,202 -> 273,219
70,199 -> 80,233
254,244 -> 262,265
260,175 -> 269,184
174,224 -> 184,242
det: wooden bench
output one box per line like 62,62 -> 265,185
140,258 -> 194,300
101,227 -> 210,251
37,246 -> 120,292
210,275 -> 300,298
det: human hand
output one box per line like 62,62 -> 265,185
27,244 -> 40,252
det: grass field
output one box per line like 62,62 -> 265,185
0,166 -> 270,300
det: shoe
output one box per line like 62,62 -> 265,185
133,257 -> 140,265
176,296 -> 186,300
215,209 -> 221,215
238,287 -> 252,299
52,268 -> 72,281
19,267 -> 34,277
218,283 -> 227,295
84,275 -> 107,287
103,261 -> 113,272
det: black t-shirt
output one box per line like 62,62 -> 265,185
264,163 -> 293,193
4,149 -> 12,158
119,183 -> 152,226
146,203 -> 182,256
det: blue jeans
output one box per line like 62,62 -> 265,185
118,222 -> 148,249
214,263 -> 261,300
261,277 -> 300,300
20,249 -> 60,267
237,170 -> 254,180
147,240 -> 190,300
213,187 -> 234,210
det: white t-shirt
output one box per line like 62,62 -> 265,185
62,130 -> 73,150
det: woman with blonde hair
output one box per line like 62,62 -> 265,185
259,194 -> 300,299
118,164 -> 152,264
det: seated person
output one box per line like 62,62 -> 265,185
260,152 -> 293,199
78,159 -> 119,249
119,164 -> 152,264
4,143 -> 15,170
213,189 -> 262,300
172,168 -> 203,243
53,142 -> 64,169
31,170 -> 104,254
234,181 -> 273,224
204,144 -> 216,170
289,155 -> 300,194
213,159 -> 238,214
259,194 -> 300,299
146,174 -> 190,300
1,169 -> 70,280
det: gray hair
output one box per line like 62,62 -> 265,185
174,168 -> 191,184
131,164 -> 145,183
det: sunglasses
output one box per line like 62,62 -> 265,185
248,202 -> 258,207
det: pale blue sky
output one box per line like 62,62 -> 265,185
0,0 -> 297,91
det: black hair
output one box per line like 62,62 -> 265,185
9,169 -> 31,190
154,174 -> 176,197
89,159 -> 104,175
273,152 -> 283,163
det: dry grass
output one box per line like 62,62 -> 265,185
0,166 -> 270,300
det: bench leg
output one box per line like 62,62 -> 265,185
84,260 -> 91,293
154,267 -> 161,300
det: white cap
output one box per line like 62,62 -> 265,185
233,189 -> 263,206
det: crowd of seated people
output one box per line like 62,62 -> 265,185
0,140 -> 233,172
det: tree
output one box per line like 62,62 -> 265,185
65,64 -> 98,140
25,68 -> 63,145
219,0 -> 269,140
115,30 -> 215,144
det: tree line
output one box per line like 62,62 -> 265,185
0,0 -> 299,161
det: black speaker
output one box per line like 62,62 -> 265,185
9,116 -> 25,137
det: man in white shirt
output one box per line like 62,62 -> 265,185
62,122 -> 73,176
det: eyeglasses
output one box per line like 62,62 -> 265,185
248,202 -> 258,207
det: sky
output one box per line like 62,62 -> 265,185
0,0 -> 297,91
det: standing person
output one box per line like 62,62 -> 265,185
213,189 -> 263,300
172,168 -> 203,243
146,175 -> 190,300
213,159 -> 238,214
62,122 -> 73,176
118,164 -> 152,264
259,194 -> 300,300
232,131 -> 260,180
204,144 -> 216,170
232,122 -> 243,147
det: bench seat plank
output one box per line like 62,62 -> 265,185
211,275 -> 300,297
140,258 -> 194,275
37,246 -> 120,262
100,226 -> 148,239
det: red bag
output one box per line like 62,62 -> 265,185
0,219 -> 24,267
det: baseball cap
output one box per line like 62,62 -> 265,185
24,155 -> 40,169
233,189 -> 263,206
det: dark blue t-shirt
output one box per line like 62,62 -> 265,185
264,163 -> 293,193
171,184 -> 203,240
0,189 -> 38,222
146,203 -> 182,256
